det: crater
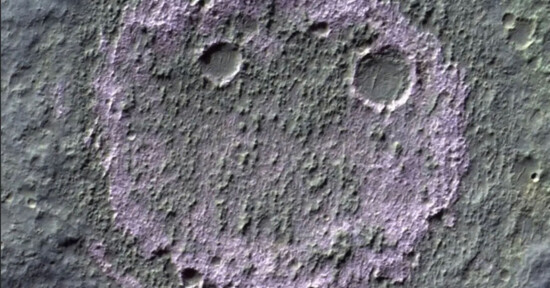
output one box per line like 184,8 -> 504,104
181,268 -> 202,286
502,13 -> 515,29
513,155 -> 541,185
210,256 -> 221,265
530,172 -> 540,183
309,21 -> 330,37
199,42 -> 242,86
507,18 -> 536,50
27,198 -> 37,209
352,48 -> 410,105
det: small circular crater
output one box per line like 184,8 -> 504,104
502,13 -> 516,29
308,22 -> 330,37
199,42 -> 242,86
507,18 -> 536,50
530,172 -> 540,183
499,268 -> 511,282
3,192 -> 13,204
210,256 -> 221,265
191,0 -> 212,10
27,198 -> 37,209
181,268 -> 202,286
352,48 -> 410,105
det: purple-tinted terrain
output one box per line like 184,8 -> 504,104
93,0 -> 469,287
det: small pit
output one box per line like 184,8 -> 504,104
181,268 -> 202,286
353,48 -> 410,105
199,42 -> 242,86
309,22 -> 330,37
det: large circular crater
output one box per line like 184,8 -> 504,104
352,48 -> 410,106
199,42 -> 242,86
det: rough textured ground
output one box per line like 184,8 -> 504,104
1,0 -> 549,287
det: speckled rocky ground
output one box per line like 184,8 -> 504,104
1,0 -> 549,288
